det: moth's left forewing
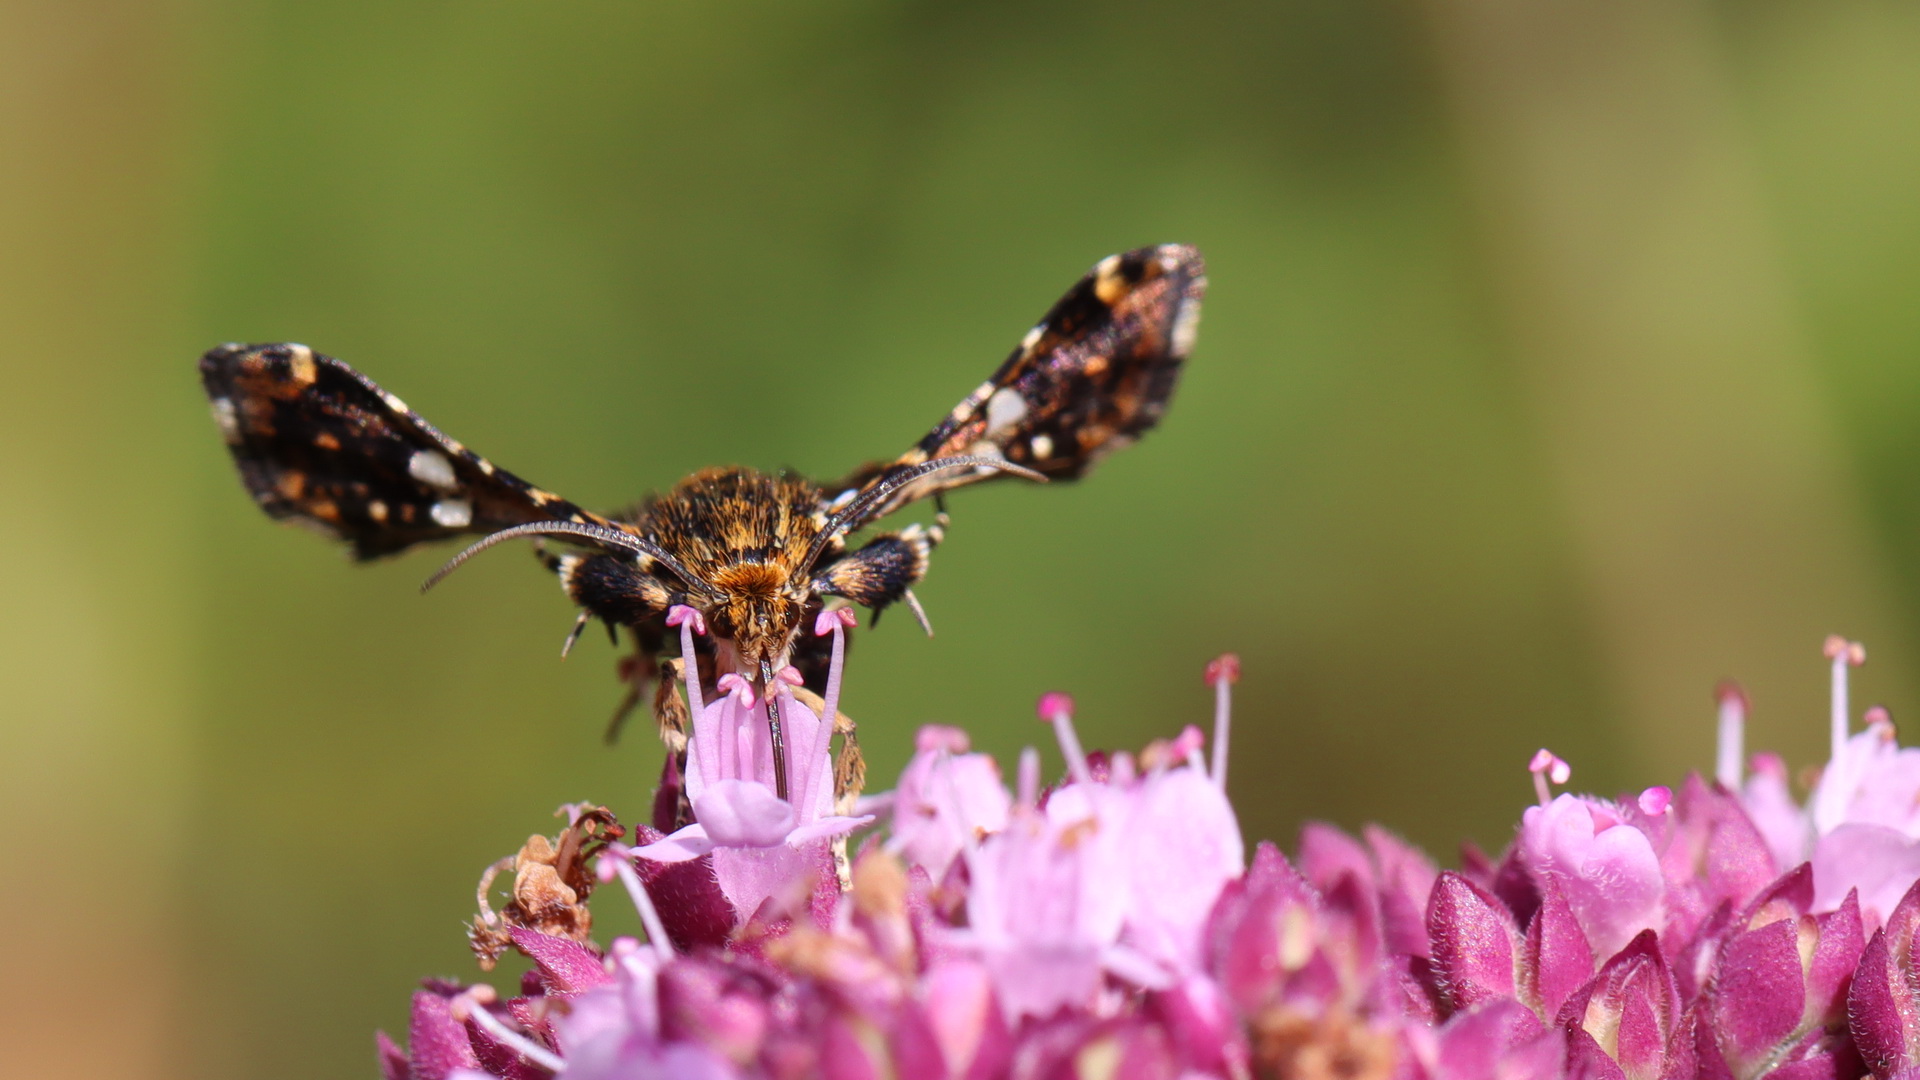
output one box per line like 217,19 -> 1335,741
840,245 -> 1206,525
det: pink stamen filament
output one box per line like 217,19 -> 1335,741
1206,654 -> 1239,790
1715,681 -> 1746,791
1829,638 -> 1853,767
1211,678 -> 1232,789
598,850 -> 674,963
1050,710 -> 1093,787
670,605 -> 706,719
1529,748 -> 1569,807
1017,746 -> 1041,809
779,686 -> 818,815
815,608 -> 854,730
453,990 -> 565,1074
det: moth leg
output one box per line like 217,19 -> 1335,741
652,656 -> 690,754
538,547 -> 682,743
607,644 -> 655,746
810,519 -> 944,631
832,709 -> 865,815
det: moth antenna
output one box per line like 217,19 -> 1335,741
903,588 -> 934,637
421,520 -> 705,595
800,454 -> 1044,571
560,611 -> 592,659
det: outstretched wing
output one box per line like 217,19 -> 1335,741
834,244 -> 1206,527
200,343 -> 621,559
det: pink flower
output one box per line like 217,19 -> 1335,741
1724,636 -> 1920,927
883,724 -> 1010,883
1516,791 -> 1665,961
631,608 -> 870,922
376,632 -> 1920,1080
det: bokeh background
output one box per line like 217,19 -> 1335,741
6,1 -> 1920,1076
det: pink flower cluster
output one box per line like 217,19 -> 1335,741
379,632 -> 1920,1080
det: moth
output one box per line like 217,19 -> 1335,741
201,244 -> 1206,798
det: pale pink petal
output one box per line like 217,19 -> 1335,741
691,779 -> 796,848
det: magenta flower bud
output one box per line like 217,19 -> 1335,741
1698,867 -> 1865,1078
1556,930 -> 1677,1080
1300,823 -> 1439,960
1521,879 -> 1594,1024
1205,842 -> 1320,1013
1427,871 -> 1523,1015
1847,879 -> 1920,1079
508,928 -> 613,994
406,988 -> 485,1080
1656,775 -> 1778,952
378,1031 -> 410,1080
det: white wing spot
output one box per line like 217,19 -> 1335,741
210,398 -> 241,443
383,392 -> 410,414
1170,297 -> 1201,358
1030,433 -> 1054,461
476,459 -> 496,476
1020,325 -> 1044,357
984,387 -> 1028,438
430,499 -> 472,528
285,344 -> 318,386
1093,254 -> 1126,305
367,499 -> 389,524
409,449 -> 459,491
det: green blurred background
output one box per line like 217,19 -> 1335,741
7,0 -> 1920,1076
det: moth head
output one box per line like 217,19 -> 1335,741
702,563 -> 810,670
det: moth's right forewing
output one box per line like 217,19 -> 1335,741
200,343 -> 603,559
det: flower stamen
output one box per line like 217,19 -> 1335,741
1037,692 -> 1093,785
1716,679 -> 1749,790
718,672 -> 757,709
668,604 -> 707,718
1206,653 -> 1239,790
1017,746 -> 1041,809
451,987 -> 565,1074
814,607 -> 856,728
1529,748 -> 1571,807
596,848 -> 674,963
1825,634 -> 1866,765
